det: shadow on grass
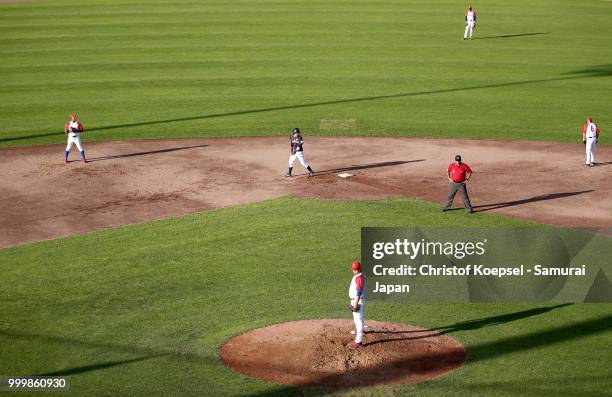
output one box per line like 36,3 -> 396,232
0,328 -> 218,376
366,303 -> 573,338
473,190 -> 594,212
36,354 -> 169,376
2,65 -> 611,143
411,374 -> 612,397
87,144 -> 208,162
472,32 -> 548,40
363,303 -> 574,346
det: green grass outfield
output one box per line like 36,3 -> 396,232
1,197 -> 611,396
1,0 -> 611,147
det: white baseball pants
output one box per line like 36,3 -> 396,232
288,151 -> 309,168
66,134 -> 84,152
585,137 -> 596,165
351,299 -> 365,343
464,22 -> 475,39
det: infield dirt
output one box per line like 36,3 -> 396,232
1,136 -> 610,248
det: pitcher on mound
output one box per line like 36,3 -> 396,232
348,261 -> 365,350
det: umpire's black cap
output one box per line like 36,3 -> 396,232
292,127 -> 300,134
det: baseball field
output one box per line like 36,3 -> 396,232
1,0 -> 611,396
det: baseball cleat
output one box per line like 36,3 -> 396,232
590,163 -> 595,167
349,342 -> 363,350
308,171 -> 315,177
284,173 -> 292,177
64,159 -> 68,164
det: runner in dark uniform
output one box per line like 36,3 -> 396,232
286,128 -> 315,177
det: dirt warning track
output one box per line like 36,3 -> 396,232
1,137 -> 610,248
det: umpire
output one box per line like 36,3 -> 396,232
442,155 -> 474,213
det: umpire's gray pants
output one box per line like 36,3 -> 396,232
443,181 -> 473,211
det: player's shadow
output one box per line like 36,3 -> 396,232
472,32 -> 548,40
363,303 -> 573,346
3,65 -> 611,144
367,310 -> 612,371
472,190 -> 594,212
307,159 -> 425,176
86,144 -> 208,162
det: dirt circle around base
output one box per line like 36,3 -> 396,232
220,319 -> 466,388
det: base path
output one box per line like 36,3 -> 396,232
1,137 -> 610,247
220,319 -> 466,387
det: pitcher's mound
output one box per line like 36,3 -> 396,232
220,319 -> 466,388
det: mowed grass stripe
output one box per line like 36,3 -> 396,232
0,0 -> 610,147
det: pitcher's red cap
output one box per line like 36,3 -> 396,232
352,261 -> 361,271
70,113 -> 77,121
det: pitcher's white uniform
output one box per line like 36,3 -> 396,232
349,270 -> 365,344
64,113 -> 87,163
582,118 -> 600,167
464,6 -> 476,39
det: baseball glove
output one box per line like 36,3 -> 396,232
349,304 -> 361,312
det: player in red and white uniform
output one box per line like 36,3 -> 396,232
64,113 -> 87,163
464,5 -> 476,40
582,117 -> 600,167
348,261 -> 365,350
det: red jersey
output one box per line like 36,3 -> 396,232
448,162 -> 472,182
